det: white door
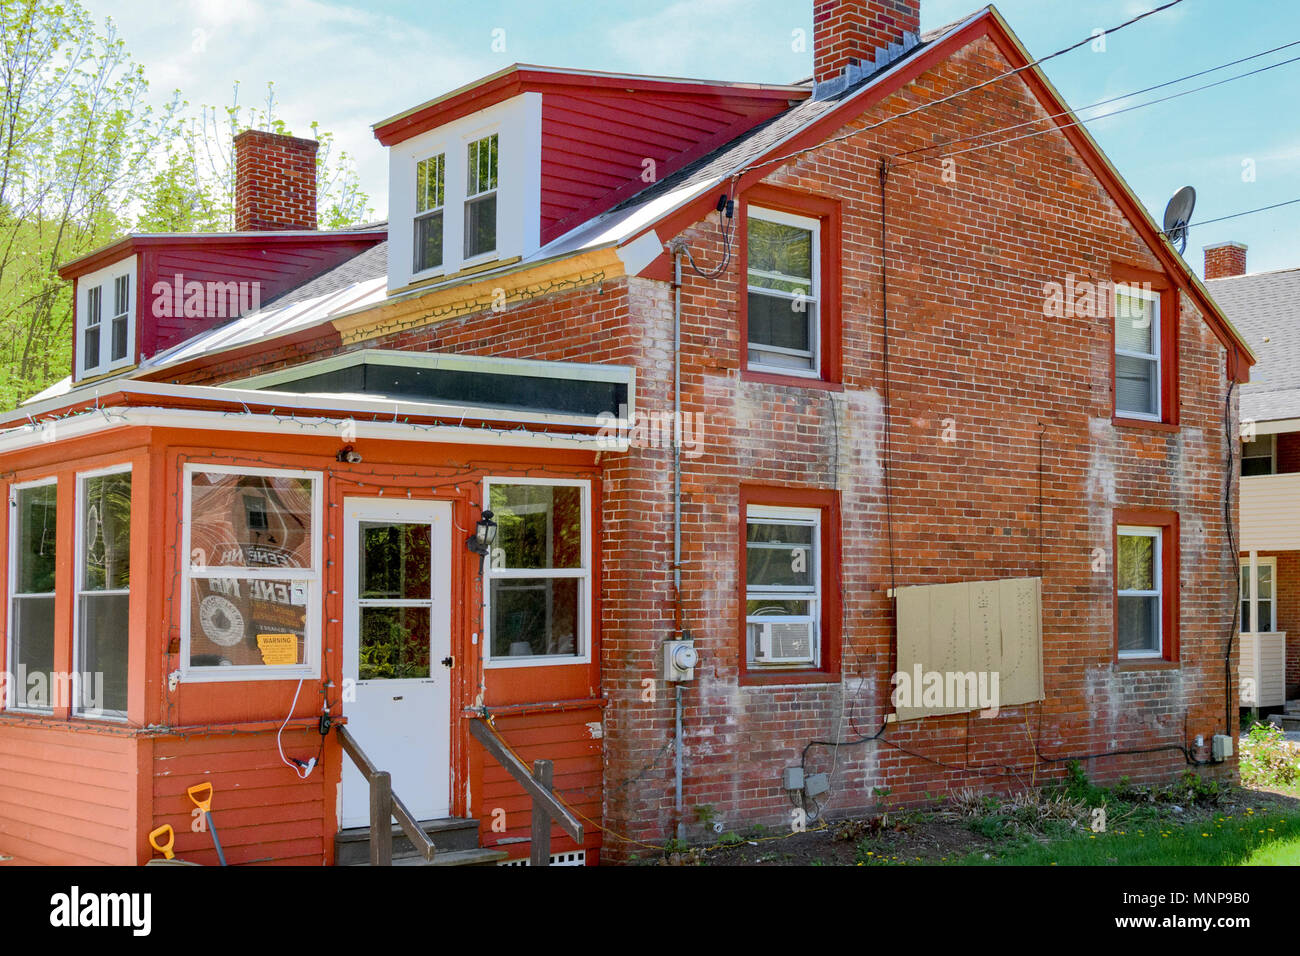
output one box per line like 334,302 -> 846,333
341,498 -> 452,828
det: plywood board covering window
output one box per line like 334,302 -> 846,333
893,577 -> 1043,722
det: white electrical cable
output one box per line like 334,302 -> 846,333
278,677 -> 316,779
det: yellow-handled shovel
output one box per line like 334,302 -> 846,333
187,783 -> 228,866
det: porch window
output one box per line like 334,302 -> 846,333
1240,559 -> 1276,633
464,133 -> 498,260
1114,285 -> 1161,420
484,479 -> 589,665
181,465 -> 321,680
75,467 -> 131,718
747,207 -> 819,375
745,505 -> 820,668
1117,526 -> 1163,657
1241,434 -> 1276,477
413,152 -> 445,273
7,480 -> 57,712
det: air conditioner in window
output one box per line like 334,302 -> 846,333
756,621 -> 815,664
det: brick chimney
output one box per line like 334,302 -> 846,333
233,129 -> 318,231
1204,241 -> 1248,280
814,0 -> 921,88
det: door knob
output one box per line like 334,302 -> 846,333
441,657 -> 454,668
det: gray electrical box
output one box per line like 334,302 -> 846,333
804,773 -> 830,798
1212,734 -> 1233,760
663,640 -> 698,681
782,767 -> 804,791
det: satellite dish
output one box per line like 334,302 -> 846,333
1163,186 -> 1196,254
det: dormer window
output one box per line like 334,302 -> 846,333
465,134 -> 498,260
76,256 -> 136,379
414,153 -> 446,273
385,93 -> 540,291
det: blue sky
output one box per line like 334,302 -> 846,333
85,0 -> 1300,274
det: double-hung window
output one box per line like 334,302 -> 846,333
75,467 -> 131,718
7,480 -> 57,712
1240,558 -> 1276,633
1117,525 -> 1163,657
484,479 -> 590,665
746,207 -> 819,375
181,465 -> 321,680
1114,283 -> 1161,420
1241,434 -> 1276,476
745,505 -> 820,668
78,259 -> 134,378
413,153 -> 445,274
464,133 -> 498,260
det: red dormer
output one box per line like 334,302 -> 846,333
373,65 -> 807,291
57,131 -> 386,384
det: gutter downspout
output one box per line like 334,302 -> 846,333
671,246 -> 685,842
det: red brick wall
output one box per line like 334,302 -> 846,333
176,32 -> 1239,857
233,129 -> 318,232
1260,552 -> 1300,694
1277,432 -> 1300,474
814,0 -> 921,83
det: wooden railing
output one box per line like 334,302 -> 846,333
469,716 -> 583,867
337,724 -> 437,866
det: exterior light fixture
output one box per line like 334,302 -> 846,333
468,510 -> 497,564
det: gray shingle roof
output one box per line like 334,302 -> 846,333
1207,268 -> 1300,421
265,240 -> 388,308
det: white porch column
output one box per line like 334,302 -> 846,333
1249,549 -> 1259,634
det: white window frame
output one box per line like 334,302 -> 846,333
1239,556 -> 1277,634
1114,284 -> 1161,421
462,132 -> 499,265
386,93 -> 540,290
413,152 -> 447,274
482,476 -> 591,669
1117,524 -> 1163,658
5,477 -> 59,714
1241,433 -> 1277,476
746,206 -> 821,379
179,464 -> 323,682
73,464 -> 132,720
76,256 -> 136,380
745,504 -> 822,669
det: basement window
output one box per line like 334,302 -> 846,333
75,466 -> 131,719
6,479 -> 58,713
746,207 -> 819,376
181,465 -> 321,681
484,478 -> 590,667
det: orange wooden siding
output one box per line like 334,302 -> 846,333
0,723 -> 138,865
472,707 -> 603,862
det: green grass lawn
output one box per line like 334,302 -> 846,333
959,807 -> 1298,866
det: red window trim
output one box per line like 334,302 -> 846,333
738,484 -> 841,686
1113,507 -> 1180,665
1110,262 -> 1179,430
738,185 -> 842,388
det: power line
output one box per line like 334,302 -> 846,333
726,0 -> 1189,182
893,37 -> 1300,162
893,48 -> 1300,167
1180,197 -> 1300,230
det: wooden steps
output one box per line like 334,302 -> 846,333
335,817 -> 503,866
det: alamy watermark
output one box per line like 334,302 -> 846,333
596,404 -> 704,457
891,665 -> 1001,717
151,273 -> 261,320
0,666 -> 106,713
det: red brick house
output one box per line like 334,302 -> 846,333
1204,242 -> 1300,716
0,0 -> 1256,866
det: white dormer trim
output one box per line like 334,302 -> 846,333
387,92 -> 541,292
75,255 -> 137,382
